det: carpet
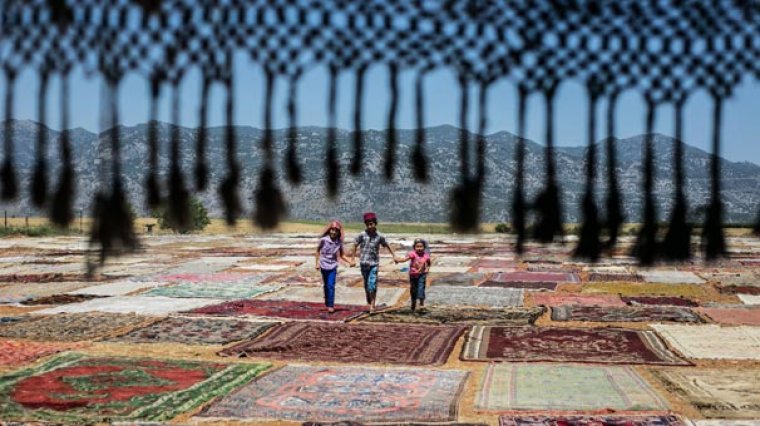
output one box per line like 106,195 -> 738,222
108,317 -> 277,345
582,282 -> 709,298
430,273 -> 487,286
141,282 -> 281,299
304,423 -> 486,426
19,294 -> 105,306
197,365 -> 467,423
0,340 -> 83,367
187,299 -> 366,322
739,294 -> 760,305
480,281 -> 558,290
588,273 -> 644,282
218,322 -> 465,365
651,324 -> 760,360
1,282 -> 97,300
531,294 -> 626,307
638,270 -> 705,284
261,286 -> 405,306
694,421 -> 760,426
477,363 -> 668,411
0,313 -> 155,342
0,352 -> 269,423
700,272 -> 760,295
425,286 -> 524,307
361,306 -> 545,325
461,326 -> 690,365
67,281 -> 167,297
551,306 -> 703,323
33,296 -> 223,316
653,368 -> 760,418
435,256 -> 477,266
499,415 -> 686,426
153,272 -> 276,285
622,296 -> 699,307
698,307 -> 760,325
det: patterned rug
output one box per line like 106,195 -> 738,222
304,423 -> 486,426
461,326 -> 690,365
551,306 -> 704,323
197,365 -> 467,423
186,299 -> 366,322
622,296 -> 699,307
499,415 -> 685,426
0,313 -> 155,342
141,282 -> 281,299
477,363 -> 668,411
489,271 -> 579,283
0,282 -> 98,301
588,273 -> 643,282
425,286 -> 523,307
361,306 -> 544,325
531,294 -> 626,307
34,296 -> 223,315
479,281 -> 557,290
653,368 -> 760,418
582,282 -> 709,298
698,307 -> 760,325
430,273 -> 488,286
218,322 -> 465,365
154,272 -> 276,285
261,286 -> 405,306
0,352 -> 269,423
107,317 -> 277,345
19,294 -> 105,305
67,281 -> 167,296
699,272 -> 760,295
0,340 -> 83,367
651,324 -> 760,360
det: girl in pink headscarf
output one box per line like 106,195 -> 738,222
315,220 -> 355,313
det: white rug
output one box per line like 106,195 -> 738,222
33,296 -> 222,315
652,324 -> 760,360
639,270 -> 705,284
426,286 -> 524,307
739,295 -> 760,305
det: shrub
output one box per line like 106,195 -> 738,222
152,197 -> 211,233
495,223 -> 511,233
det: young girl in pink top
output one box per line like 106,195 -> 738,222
395,238 -> 431,311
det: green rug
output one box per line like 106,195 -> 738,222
477,363 -> 668,411
0,352 -> 269,424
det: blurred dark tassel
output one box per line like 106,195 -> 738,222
1,70 -> 18,200
412,70 -> 428,182
146,75 -> 162,208
754,211 -> 760,235
662,97 -> 691,260
701,95 -> 726,260
632,98 -> 658,265
50,73 -> 75,226
285,74 -> 302,184
532,83 -> 563,243
194,76 -> 210,191
254,166 -> 287,229
449,76 -> 479,233
475,80 -> 488,187
604,91 -> 624,248
167,84 -> 191,232
513,86 -> 528,254
31,72 -> 50,208
384,63 -> 399,180
326,66 -> 339,197
253,70 -> 286,229
574,86 -> 601,261
218,67 -> 240,226
350,65 -> 366,176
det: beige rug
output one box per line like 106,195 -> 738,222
651,324 -> 760,360
654,368 -> 760,418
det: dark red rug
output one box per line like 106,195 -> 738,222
219,322 -> 465,365
185,299 -> 366,322
461,326 -> 690,365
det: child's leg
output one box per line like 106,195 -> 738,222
360,265 -> 371,305
409,275 -> 417,310
417,273 -> 427,307
366,266 -> 378,310
321,268 -> 337,310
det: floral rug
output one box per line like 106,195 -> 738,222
361,306 -> 544,325
551,306 -> 704,323
107,317 -> 277,345
622,296 -> 699,307
197,365 -> 467,423
0,313 -> 155,342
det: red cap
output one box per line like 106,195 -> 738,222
363,212 -> 377,223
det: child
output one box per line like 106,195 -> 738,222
395,238 -> 431,311
315,220 -> 354,313
351,212 -> 397,312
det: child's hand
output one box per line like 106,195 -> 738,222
315,264 -> 320,271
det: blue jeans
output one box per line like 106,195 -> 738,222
360,264 -> 378,304
410,273 -> 427,302
320,268 -> 337,307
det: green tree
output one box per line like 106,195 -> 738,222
152,197 -> 210,233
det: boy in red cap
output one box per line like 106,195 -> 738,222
351,212 -> 397,312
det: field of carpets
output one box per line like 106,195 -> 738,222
0,233 -> 759,425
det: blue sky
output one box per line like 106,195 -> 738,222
5,52 -> 760,164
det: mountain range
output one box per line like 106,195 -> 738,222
1,119 -> 759,224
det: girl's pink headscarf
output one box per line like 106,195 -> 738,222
321,220 -> 344,243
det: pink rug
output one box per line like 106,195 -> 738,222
531,294 -> 626,307
698,307 -> 760,325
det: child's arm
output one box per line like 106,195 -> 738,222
315,242 -> 322,270
394,254 -> 411,264
383,239 -> 397,261
339,247 -> 355,267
